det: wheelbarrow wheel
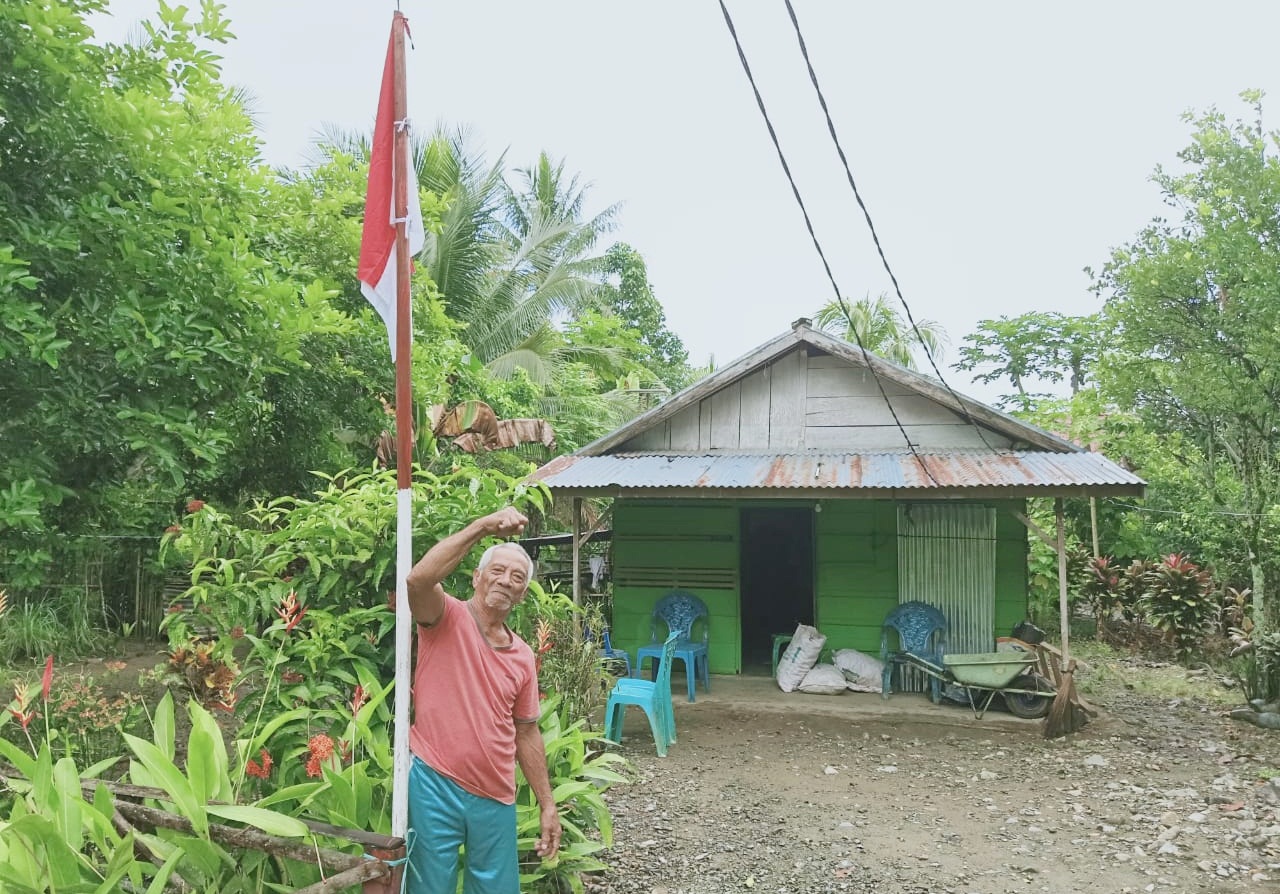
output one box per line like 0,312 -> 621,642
1004,673 -> 1055,719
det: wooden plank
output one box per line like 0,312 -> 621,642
623,421 -> 669,451
668,405 -> 701,451
709,380 -> 742,449
805,394 -> 969,427
699,398 -> 713,448
803,424 -> 1012,450
808,364 -> 916,400
768,349 -> 807,448
738,368 -> 772,449
583,328 -> 804,455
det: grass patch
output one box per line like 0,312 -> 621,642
1071,639 -> 1242,707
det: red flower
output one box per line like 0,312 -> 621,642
41,656 -> 53,702
245,749 -> 273,779
304,734 -> 335,778
186,499 -> 205,514
275,591 -> 307,632
165,525 -> 182,535
338,738 -> 352,763
351,684 -> 367,716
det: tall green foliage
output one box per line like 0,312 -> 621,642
0,1 -> 391,595
1095,92 -> 1280,630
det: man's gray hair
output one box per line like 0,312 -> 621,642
477,542 -> 535,583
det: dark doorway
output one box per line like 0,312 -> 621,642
740,507 -> 815,672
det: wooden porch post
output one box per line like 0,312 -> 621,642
1089,496 -> 1100,559
572,497 -> 582,606
1055,498 -> 1070,667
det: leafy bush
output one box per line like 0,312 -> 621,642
1232,629 -> 1280,704
1139,554 -> 1216,656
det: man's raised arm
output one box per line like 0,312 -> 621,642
404,508 -> 528,625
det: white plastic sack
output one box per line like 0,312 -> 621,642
832,648 -> 885,693
776,624 -> 825,692
797,663 -> 847,695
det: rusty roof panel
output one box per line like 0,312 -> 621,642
529,450 -> 1145,493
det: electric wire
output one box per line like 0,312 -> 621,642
780,0 -> 999,453
716,0 -> 941,486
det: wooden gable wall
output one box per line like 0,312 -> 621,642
618,348 -> 1012,453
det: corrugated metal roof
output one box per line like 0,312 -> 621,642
530,450 -> 1145,494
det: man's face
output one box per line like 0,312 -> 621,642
472,545 -> 530,615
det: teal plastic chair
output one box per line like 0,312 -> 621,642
587,625 -> 633,677
635,590 -> 710,702
880,601 -> 949,703
604,632 -> 678,756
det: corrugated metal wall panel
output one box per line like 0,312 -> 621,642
895,504 -> 996,691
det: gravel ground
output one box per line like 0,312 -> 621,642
589,672 -> 1280,894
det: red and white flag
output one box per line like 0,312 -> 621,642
358,26 -> 425,360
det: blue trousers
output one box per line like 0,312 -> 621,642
407,757 -> 519,894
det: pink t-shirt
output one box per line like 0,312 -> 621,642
409,594 -> 540,804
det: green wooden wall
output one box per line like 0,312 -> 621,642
813,501 -> 898,654
608,498 -> 1028,674
610,501 -> 742,674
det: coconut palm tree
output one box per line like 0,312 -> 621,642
813,293 -> 948,371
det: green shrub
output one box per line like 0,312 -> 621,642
1139,554 -> 1216,657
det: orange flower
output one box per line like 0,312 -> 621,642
245,749 -> 273,779
9,683 -> 34,731
186,499 -> 205,514
165,525 -> 182,535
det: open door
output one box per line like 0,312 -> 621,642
740,507 -> 815,672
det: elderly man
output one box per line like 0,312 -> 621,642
404,507 -> 561,892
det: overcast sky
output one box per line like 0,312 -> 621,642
93,1 -> 1280,403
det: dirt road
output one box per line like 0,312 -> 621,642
594,675 -> 1280,894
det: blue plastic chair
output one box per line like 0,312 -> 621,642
635,590 -> 710,702
880,601 -> 949,703
604,632 -> 678,756
598,627 -> 633,677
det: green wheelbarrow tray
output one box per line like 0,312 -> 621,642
940,652 -> 1055,720
888,651 -> 1056,719
943,652 -> 1037,688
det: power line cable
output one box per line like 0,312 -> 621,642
715,0 -> 940,486
1104,499 -> 1269,520
780,0 -> 999,453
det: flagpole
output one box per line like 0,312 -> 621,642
390,9 -> 413,840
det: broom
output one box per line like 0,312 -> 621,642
1044,498 -> 1086,738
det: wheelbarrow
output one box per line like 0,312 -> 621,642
886,651 -> 1056,719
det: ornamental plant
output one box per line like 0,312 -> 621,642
1140,553 -> 1216,656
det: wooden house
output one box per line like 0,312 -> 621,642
529,319 -> 1144,675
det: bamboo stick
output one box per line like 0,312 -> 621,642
291,860 -> 389,894
110,807 -> 193,893
110,799 -> 366,872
